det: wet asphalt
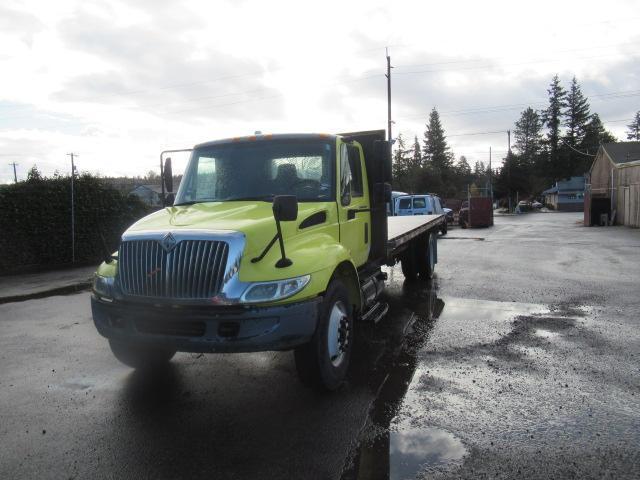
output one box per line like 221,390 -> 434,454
1,212 -> 639,479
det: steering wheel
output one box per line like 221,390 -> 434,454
291,178 -> 320,195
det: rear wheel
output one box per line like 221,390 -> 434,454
440,221 -> 448,235
294,280 -> 354,391
109,340 -> 176,370
416,233 -> 436,279
400,245 -> 418,280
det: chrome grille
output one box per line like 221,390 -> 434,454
118,239 -> 229,299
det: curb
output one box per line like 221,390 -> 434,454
0,280 -> 93,305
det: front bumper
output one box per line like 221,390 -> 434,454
91,295 -> 321,353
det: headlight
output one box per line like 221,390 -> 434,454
241,275 -> 311,304
93,275 -> 115,300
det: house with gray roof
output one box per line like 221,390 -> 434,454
542,176 -> 585,212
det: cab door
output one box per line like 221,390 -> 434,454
337,141 -> 371,267
412,196 -> 428,215
396,196 -> 413,215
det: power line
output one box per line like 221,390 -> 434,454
560,138 -> 596,157
393,52 -> 638,76
447,130 -> 506,137
397,90 -> 640,121
393,40 -> 640,70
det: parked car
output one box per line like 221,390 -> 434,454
532,201 -> 543,209
517,200 -> 532,212
394,194 -> 447,234
443,207 -> 454,224
386,190 -> 409,216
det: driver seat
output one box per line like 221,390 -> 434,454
274,163 -> 299,193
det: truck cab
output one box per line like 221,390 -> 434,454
91,131 -> 443,390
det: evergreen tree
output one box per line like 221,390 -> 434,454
563,77 -> 591,146
541,75 -> 566,179
514,107 -> 543,165
423,108 -> 453,172
579,114 -> 617,172
562,77 -> 591,176
473,161 -> 486,177
392,134 -> 412,192
627,111 -> 640,141
411,135 -> 422,170
457,156 -> 471,177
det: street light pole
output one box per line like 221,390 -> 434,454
67,153 -> 78,263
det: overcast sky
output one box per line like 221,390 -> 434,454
1,0 -> 639,183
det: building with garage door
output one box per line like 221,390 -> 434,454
585,142 -> 640,227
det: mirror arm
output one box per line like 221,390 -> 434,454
274,217 -> 292,268
250,233 -> 279,264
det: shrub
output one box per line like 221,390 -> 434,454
0,173 -> 153,272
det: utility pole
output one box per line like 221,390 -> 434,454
507,130 -> 512,212
489,147 -> 493,199
9,162 -> 18,183
67,153 -> 78,264
385,47 -> 393,142
489,147 -> 494,225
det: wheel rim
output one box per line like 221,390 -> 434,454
327,300 -> 349,367
429,235 -> 435,271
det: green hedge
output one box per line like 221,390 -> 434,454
0,174 -> 153,273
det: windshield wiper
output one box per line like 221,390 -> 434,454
223,195 -> 274,202
173,199 -> 218,206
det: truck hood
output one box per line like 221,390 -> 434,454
126,201 -> 332,257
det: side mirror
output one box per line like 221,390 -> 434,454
163,157 -> 173,194
341,189 -> 351,207
273,195 -> 298,221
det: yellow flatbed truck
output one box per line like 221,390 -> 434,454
91,130 -> 444,390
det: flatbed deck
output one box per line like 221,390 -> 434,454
386,214 -> 444,256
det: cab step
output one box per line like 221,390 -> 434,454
360,301 -> 389,324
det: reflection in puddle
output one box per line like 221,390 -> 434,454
534,328 -> 560,339
390,426 -> 466,479
344,269 -> 599,480
343,280 -> 468,479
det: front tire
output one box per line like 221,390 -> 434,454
294,280 -> 353,391
109,340 -> 176,370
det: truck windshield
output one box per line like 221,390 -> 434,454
174,139 -> 335,205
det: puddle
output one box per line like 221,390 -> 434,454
343,282 -> 468,479
534,328 -> 560,339
344,273 -> 598,479
389,426 -> 466,479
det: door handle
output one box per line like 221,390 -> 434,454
347,207 -> 371,220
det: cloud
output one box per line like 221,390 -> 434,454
1,0 -> 639,182
0,6 -> 43,46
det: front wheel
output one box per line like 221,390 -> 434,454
109,339 -> 176,370
294,280 -> 353,391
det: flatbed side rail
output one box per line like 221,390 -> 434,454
385,214 -> 444,258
